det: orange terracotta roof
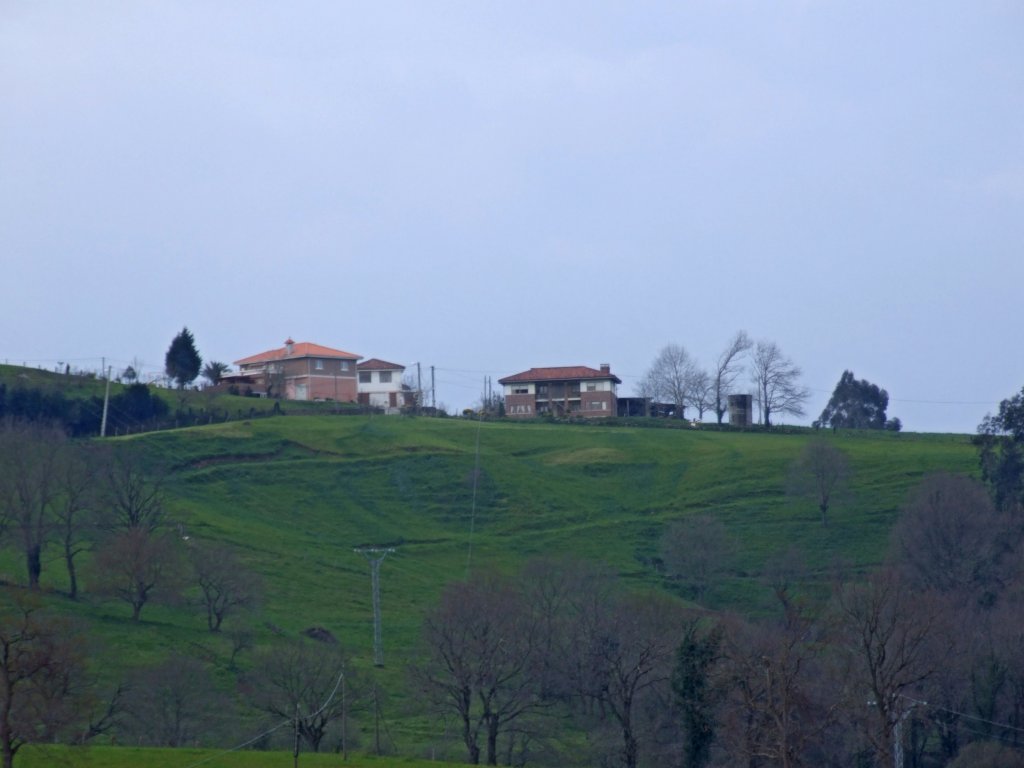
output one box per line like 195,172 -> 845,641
498,366 -> 621,385
357,358 -> 405,371
234,341 -> 361,366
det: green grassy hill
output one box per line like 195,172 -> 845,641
1,414 -> 979,762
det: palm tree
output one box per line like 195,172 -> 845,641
201,361 -> 229,386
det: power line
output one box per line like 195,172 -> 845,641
886,396 -> 996,406
900,694 -> 1024,736
182,667 -> 345,768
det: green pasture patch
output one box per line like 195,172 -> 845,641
17,745 -> 468,768
0,415 -> 983,763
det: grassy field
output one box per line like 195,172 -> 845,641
19,415 -> 977,657
1,413 -> 979,761
16,744 -> 467,768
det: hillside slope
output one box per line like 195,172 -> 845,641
144,417 -> 975,649
1,415 -> 978,758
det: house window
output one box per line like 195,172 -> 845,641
589,400 -> 607,411
315,359 -> 324,370
380,371 -> 392,383
340,361 -> 350,372
537,384 -> 549,395
513,387 -> 529,395
586,383 -> 597,392
359,372 -> 371,383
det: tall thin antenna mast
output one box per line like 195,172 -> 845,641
354,547 -> 395,666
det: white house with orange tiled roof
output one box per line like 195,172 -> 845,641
499,364 -> 620,418
229,339 -> 361,401
357,359 -> 408,413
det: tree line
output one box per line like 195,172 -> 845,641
640,331 -> 901,430
0,325 -> 258,438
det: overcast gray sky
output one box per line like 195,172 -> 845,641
2,2 -> 1021,432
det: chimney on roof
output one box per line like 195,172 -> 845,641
600,363 -> 611,375
285,338 -> 295,355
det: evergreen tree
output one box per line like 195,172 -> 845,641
976,385 -> 1024,510
165,327 -> 202,389
111,383 -> 170,423
817,370 -> 889,429
672,621 -> 723,768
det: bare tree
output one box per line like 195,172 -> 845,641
786,439 -> 852,526
644,344 -> 702,419
833,568 -> 953,767
0,422 -> 64,590
633,373 -> 659,418
226,625 -> 255,671
567,591 -> 684,768
0,594 -> 85,768
243,638 -> 351,753
889,473 -> 1014,602
751,341 -> 809,427
715,601 -> 839,768
988,594 -> 1024,749
519,560 -> 685,767
94,528 -> 183,621
520,557 -> 616,701
52,442 -> 101,599
661,515 -> 734,602
189,541 -> 262,632
686,369 -> 714,421
100,449 -> 167,533
120,655 -> 230,747
77,683 -> 128,745
415,572 -> 543,766
712,331 -> 753,425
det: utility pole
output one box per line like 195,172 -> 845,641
430,365 -> 435,410
100,363 -> 112,437
416,363 -> 422,414
355,547 -> 395,666
373,682 -> 381,755
869,695 -> 917,768
341,667 -> 348,761
892,700 -> 917,768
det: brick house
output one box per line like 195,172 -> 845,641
499,364 -> 620,418
357,359 -> 408,413
230,339 -> 360,401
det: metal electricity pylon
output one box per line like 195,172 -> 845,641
354,547 -> 395,666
